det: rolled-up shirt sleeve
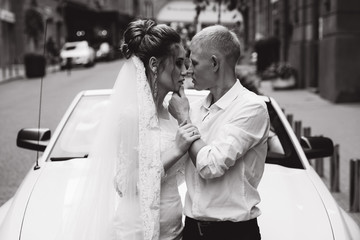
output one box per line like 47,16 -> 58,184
196,103 -> 269,179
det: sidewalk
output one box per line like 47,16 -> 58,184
0,64 -> 60,83
0,65 -> 25,83
258,79 -> 360,226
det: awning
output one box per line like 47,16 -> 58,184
156,1 -> 242,25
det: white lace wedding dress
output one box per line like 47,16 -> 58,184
113,111 -> 184,240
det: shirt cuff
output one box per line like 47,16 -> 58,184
196,145 -> 219,179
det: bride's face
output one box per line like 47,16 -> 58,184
157,43 -> 187,93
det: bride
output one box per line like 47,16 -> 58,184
58,19 -> 199,240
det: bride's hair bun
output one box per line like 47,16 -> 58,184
121,19 -> 155,59
121,43 -> 132,59
121,19 -> 180,63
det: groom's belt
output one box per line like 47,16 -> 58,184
185,216 -> 258,236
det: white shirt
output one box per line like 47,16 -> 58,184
184,81 -> 270,222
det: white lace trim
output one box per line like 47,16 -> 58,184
133,56 -> 161,240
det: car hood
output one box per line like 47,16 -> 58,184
257,164 -> 333,239
18,162 -> 334,240
19,160 -> 89,240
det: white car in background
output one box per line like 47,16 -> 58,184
59,41 -> 96,69
0,89 -> 359,239
95,42 -> 116,61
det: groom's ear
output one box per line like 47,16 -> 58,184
211,55 -> 219,72
149,56 -> 158,73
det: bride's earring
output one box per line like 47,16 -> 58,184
153,68 -> 158,100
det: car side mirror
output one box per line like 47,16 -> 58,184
300,136 -> 334,159
17,128 -> 51,152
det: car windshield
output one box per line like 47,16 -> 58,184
47,94 -> 109,160
47,93 -> 303,169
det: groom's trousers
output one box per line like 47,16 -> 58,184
182,216 -> 261,240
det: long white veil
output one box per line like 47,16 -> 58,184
57,56 -> 161,240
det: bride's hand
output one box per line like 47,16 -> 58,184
175,120 -> 201,154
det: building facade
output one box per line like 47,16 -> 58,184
4,0 -> 359,102
2,0 -> 160,73
0,0 -> 23,80
2,0 -> 67,73
248,0 -> 360,102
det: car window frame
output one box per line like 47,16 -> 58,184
265,99 -> 304,169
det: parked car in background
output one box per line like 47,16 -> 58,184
59,41 -> 95,70
95,42 -> 116,61
0,89 -> 359,239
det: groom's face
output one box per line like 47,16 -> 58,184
188,44 -> 216,91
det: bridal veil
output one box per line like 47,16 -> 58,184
57,56 -> 162,240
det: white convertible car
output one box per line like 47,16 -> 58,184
0,89 -> 359,239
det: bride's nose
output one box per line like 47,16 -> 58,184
181,63 -> 187,76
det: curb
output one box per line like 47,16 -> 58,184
0,64 -> 60,84
0,75 -> 24,84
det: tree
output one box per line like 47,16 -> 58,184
194,0 -> 208,28
195,0 -> 244,25
193,0 -> 247,31
24,0 -> 44,53
23,0 -> 46,78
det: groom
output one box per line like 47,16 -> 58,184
169,25 -> 270,240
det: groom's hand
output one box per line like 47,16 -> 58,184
169,87 -> 190,124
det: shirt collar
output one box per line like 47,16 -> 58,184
202,80 -> 243,110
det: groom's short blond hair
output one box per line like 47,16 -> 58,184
190,25 -> 241,65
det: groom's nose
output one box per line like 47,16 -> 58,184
186,62 -> 193,74
186,68 -> 194,78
